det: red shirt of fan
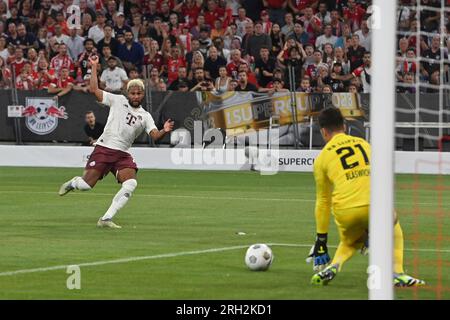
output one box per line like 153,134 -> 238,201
33,69 -> 56,89
166,56 -> 186,83
204,7 -> 225,28
15,75 -> 34,90
265,0 -> 285,9
226,59 -> 247,79
342,4 -> 366,30
11,58 -> 27,76
51,75 -> 74,88
181,4 -> 201,25
144,52 -> 164,72
293,0 -> 317,11
50,54 -> 74,76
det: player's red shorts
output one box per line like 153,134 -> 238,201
85,145 -> 138,179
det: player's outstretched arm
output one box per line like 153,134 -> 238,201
150,119 -> 174,141
88,55 -> 103,102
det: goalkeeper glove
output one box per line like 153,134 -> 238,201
306,233 -> 330,272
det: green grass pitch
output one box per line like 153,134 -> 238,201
0,167 -> 448,299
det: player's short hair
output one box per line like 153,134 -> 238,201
318,107 -> 344,132
127,79 -> 145,91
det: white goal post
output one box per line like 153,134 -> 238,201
369,0 -> 397,300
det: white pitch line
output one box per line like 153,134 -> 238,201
0,245 -> 249,277
0,243 -> 448,278
0,190 -> 449,207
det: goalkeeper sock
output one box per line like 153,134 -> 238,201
332,242 -> 358,271
102,179 -> 137,221
394,221 -> 405,274
71,177 -> 91,191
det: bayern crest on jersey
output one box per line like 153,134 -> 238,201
22,97 -> 68,135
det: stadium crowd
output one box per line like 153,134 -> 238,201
0,0 -> 448,95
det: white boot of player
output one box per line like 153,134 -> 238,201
58,177 -> 91,196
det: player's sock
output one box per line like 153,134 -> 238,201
394,221 -> 405,274
71,177 -> 91,191
331,242 -> 358,271
101,179 -> 137,221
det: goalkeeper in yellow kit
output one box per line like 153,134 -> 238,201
308,107 -> 425,287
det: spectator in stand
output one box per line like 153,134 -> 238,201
255,46 -> 277,87
215,65 -> 231,92
226,48 -> 247,79
238,62 -> 258,87
165,44 -> 186,84
342,0 -> 366,32
97,24 -> 119,57
315,2 -> 331,25
212,37 -> 230,62
48,66 -> 75,97
144,39 -> 164,74
88,11 -> 107,44
32,58 -> 55,90
298,76 -> 312,92
204,0 -> 226,29
288,0 -> 318,15
235,70 -> 258,91
100,56 -> 128,93
354,18 -> 371,52
264,0 -> 288,27
198,26 -> 213,56
0,56 -> 12,88
211,19 -> 226,39
27,48 -> 39,72
245,21 -> 272,60
188,50 -> 205,79
281,12 -> 295,38
299,7 -> 322,45
270,23 -> 285,57
15,62 -> 34,90
52,23 -> 69,45
315,24 -> 338,50
347,34 -> 366,71
66,28 -> 85,61
168,66 -> 192,90
50,43 -> 74,76
16,23 -> 37,53
289,22 -> 309,47
83,111 -> 105,146
77,38 -> 97,79
117,30 -> 144,73
114,12 -> 132,37
204,46 -> 227,80
260,10 -> 272,34
421,35 -> 449,81
235,7 -> 252,39
147,67 -> 162,91
100,45 -> 124,70
10,47 -> 27,77
330,9 -> 344,38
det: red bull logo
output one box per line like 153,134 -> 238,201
23,97 -> 69,135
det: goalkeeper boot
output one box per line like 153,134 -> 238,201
394,274 -> 425,287
97,218 -> 122,229
58,176 -> 79,196
311,264 -> 338,286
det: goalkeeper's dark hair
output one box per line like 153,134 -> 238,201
318,107 -> 344,132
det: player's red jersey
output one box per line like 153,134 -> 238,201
166,56 -> 186,83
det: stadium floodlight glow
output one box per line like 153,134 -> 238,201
369,0 -> 397,300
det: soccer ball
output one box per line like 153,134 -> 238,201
244,244 -> 274,271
